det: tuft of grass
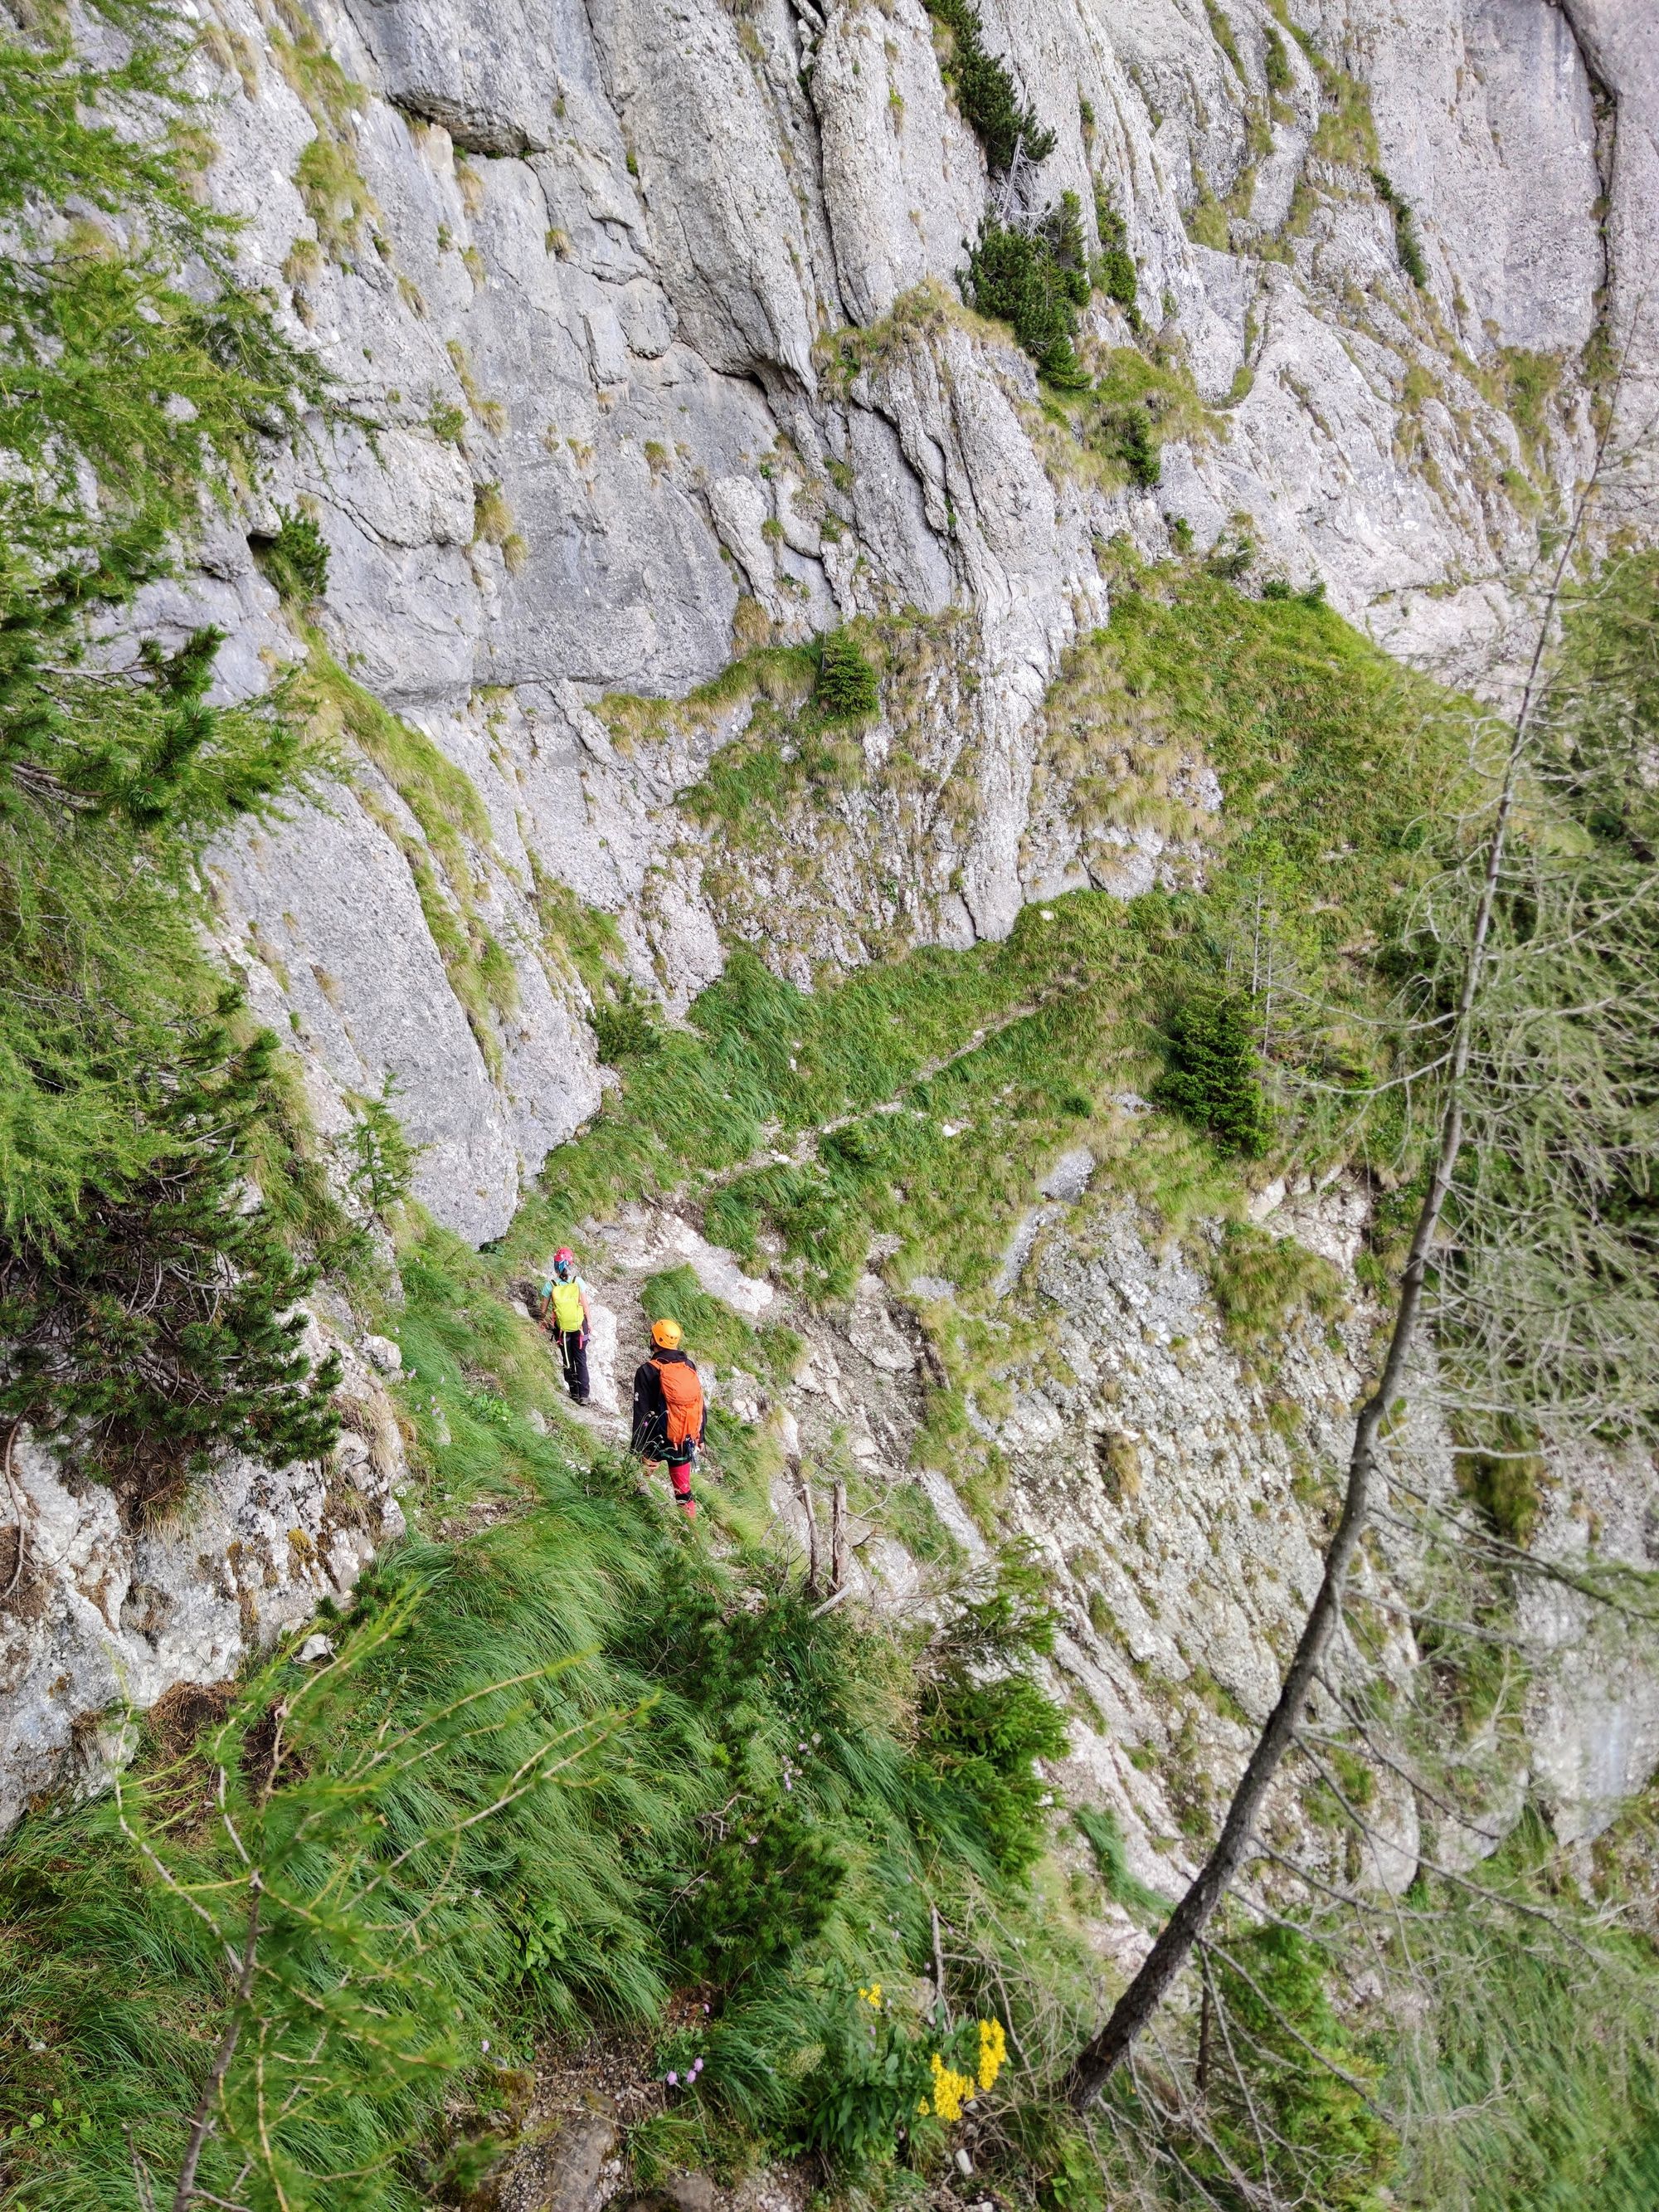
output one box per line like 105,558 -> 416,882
271,23 -> 378,261
1209,1220 -> 1345,1356
1074,1803 -> 1172,1923
530,859 -> 626,999
1484,347 -> 1563,470
298,633 -> 489,858
1309,61 -> 1379,168
294,132 -> 377,261
473,480 -> 515,547
1043,348 -> 1216,492
639,1264 -> 803,1386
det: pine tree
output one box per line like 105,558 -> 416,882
0,1019 -> 341,1509
0,2 -> 340,1498
816,630 -> 881,721
1155,985 -> 1271,1156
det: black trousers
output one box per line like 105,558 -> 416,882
556,1328 -> 590,1403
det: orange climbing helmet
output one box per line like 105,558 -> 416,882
650,1316 -> 684,1351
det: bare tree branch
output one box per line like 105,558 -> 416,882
172,1873 -> 261,2212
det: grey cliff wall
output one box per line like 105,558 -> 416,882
0,1314 -> 407,1834
108,0 -> 1654,1242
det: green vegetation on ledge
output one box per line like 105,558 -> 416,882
528,567 -> 1468,1316
965,194 -> 1092,386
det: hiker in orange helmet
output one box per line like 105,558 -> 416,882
630,1315 -> 705,1520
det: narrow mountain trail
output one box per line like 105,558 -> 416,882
698,979 -> 1081,1196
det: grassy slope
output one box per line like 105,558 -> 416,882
0,1222 -> 1096,2208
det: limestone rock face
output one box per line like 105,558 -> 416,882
113,0 -> 1650,1243
0,1328 -> 406,1835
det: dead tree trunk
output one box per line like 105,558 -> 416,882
795,1462 -> 821,1598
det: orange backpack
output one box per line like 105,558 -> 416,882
657,1357 -> 703,1450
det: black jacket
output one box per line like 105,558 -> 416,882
630,1347 -> 703,1462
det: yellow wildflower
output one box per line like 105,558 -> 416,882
857,1982 -> 883,2010
928,2049 -> 976,2124
976,2017 -> 1007,2093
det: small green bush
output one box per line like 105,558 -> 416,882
591,977 -> 664,1063
925,0 -> 1054,172
0,1014 -> 343,1511
669,1777 -> 848,1985
1370,170 -> 1428,287
1035,2125 -> 1107,2212
1092,179 -> 1141,327
966,193 -> 1092,384
1205,525 -> 1256,579
251,506 -> 330,605
1205,1925 -> 1399,2207
921,1669 -> 1069,1876
1393,202 -> 1429,286
815,628 -> 881,720
1155,984 -> 1271,1155
1451,1411 -> 1546,1546
916,1553 -> 1068,1878
797,1995 -> 996,2169
345,1074 -> 420,1220
1110,404 -> 1161,486
799,1995 -> 936,2166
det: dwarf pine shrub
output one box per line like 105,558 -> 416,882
1155,984 -> 1272,1156
965,193 -> 1092,384
0,2 -> 342,1490
1188,1926 -> 1399,2205
923,0 -> 1054,173
1092,179 -> 1141,326
815,627 -> 881,720
251,506 -> 331,605
0,1024 -> 343,1506
346,1074 -> 422,1220
1371,168 -> 1429,286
